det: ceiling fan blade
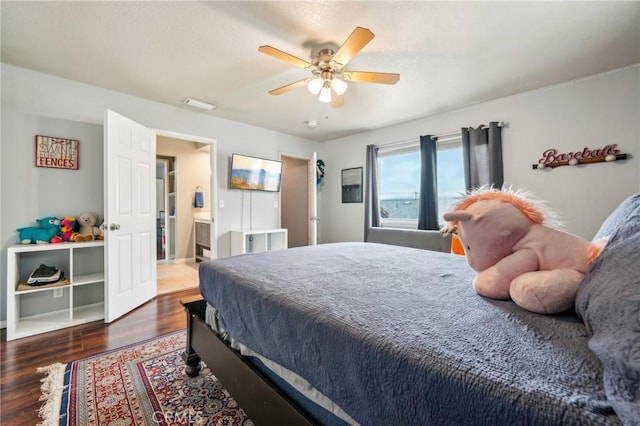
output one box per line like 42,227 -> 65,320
268,79 -> 308,96
330,27 -> 375,69
258,45 -> 315,70
344,71 -> 400,85
331,89 -> 344,108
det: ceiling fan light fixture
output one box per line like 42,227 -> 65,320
258,27 -> 399,108
307,76 -> 324,95
331,77 -> 348,96
319,85 -> 332,103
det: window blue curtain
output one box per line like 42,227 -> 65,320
418,135 -> 439,230
461,122 -> 503,191
364,144 -> 380,241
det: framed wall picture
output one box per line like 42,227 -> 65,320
34,135 -> 79,170
341,167 -> 363,203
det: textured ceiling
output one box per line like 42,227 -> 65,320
2,1 -> 639,142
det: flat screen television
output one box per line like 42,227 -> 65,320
229,153 -> 282,192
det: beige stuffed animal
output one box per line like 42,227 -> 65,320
76,212 -> 102,241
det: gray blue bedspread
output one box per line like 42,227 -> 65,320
199,242 -> 620,425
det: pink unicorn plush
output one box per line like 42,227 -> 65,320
441,187 -> 606,314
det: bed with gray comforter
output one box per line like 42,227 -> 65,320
198,193 -> 639,425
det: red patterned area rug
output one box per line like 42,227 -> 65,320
37,331 -> 253,425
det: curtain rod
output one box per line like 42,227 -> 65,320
378,122 -> 504,150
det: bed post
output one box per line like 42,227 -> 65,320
180,298 -> 206,377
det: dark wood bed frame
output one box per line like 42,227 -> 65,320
181,298 -> 316,425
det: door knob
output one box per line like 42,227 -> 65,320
110,223 -> 121,231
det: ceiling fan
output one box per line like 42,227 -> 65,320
258,27 -> 400,108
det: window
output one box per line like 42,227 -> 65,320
378,139 -> 466,228
379,149 -> 420,227
436,139 -> 466,222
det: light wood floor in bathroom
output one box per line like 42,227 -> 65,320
157,262 -> 199,294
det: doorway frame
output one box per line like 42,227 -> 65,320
155,158 -> 169,262
279,152 -> 317,246
153,128 -> 218,261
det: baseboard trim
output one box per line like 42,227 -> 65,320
157,257 -> 195,265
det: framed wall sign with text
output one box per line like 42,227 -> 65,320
341,167 -> 363,203
35,135 -> 79,170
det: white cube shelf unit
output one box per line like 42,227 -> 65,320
230,228 -> 288,256
6,241 -> 105,341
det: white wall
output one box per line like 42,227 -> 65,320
1,114 -> 104,226
318,65 -> 640,243
1,63 -> 318,322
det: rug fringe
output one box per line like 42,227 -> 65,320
37,362 -> 67,426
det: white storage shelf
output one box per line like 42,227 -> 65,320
230,228 -> 288,256
6,241 -> 105,341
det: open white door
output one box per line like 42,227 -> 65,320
308,152 -> 318,245
104,110 -> 157,322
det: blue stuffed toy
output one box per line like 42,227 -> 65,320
17,217 -> 61,244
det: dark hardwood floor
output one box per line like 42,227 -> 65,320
0,287 -> 200,425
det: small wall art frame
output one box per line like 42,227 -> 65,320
341,167 -> 363,203
35,135 -> 79,170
